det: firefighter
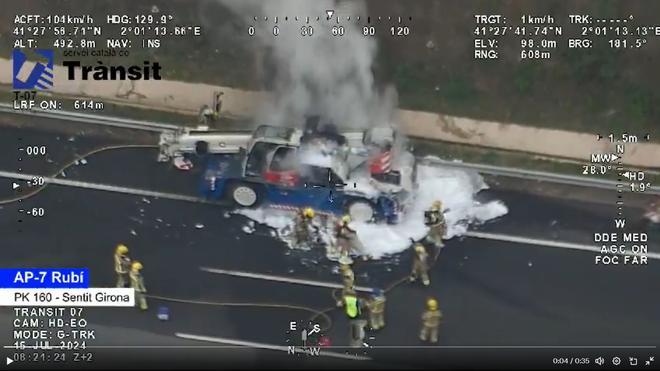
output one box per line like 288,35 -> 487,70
342,289 -> 367,348
410,243 -> 430,286
341,263 -> 355,290
336,215 -> 365,258
425,200 -> 447,247
199,91 -> 223,125
420,298 -> 443,343
130,261 -> 148,311
114,244 -> 131,288
294,207 -> 315,248
365,289 -> 386,330
336,264 -> 355,307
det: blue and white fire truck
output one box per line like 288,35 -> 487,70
158,119 -> 416,223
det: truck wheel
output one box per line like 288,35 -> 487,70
231,183 -> 260,207
347,201 -> 374,223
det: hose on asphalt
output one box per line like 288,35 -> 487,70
0,144 -> 159,205
4,142 -> 443,335
147,294 -> 333,332
312,240 -> 444,326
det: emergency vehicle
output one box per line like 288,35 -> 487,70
158,119 -> 416,223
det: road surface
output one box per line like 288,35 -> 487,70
0,120 -> 657,369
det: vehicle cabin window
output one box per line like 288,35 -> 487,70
300,165 -> 344,188
269,146 -> 298,171
245,142 -> 280,177
253,126 -> 294,141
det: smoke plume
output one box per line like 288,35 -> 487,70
219,0 -> 398,129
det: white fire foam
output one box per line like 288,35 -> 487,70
233,163 -> 508,259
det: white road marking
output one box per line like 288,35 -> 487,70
464,231 -> 660,260
200,267 -> 376,292
3,171 -> 655,262
175,333 -> 371,361
0,170 -> 215,204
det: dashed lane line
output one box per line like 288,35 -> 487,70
200,267 -> 376,293
0,170 -> 217,205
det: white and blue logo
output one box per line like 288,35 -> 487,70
12,49 -> 54,90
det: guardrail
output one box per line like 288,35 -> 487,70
1,105 -> 658,195
0,103 -> 180,132
422,157 -> 660,195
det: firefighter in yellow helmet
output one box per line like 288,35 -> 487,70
130,261 -> 148,311
410,243 -> 430,286
424,200 -> 447,247
336,215 -> 365,260
420,298 -> 443,343
365,289 -> 386,330
294,207 -> 315,248
114,244 -> 131,288
341,263 -> 355,290
336,264 -> 355,307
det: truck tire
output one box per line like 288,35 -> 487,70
231,183 -> 261,208
347,200 -> 374,223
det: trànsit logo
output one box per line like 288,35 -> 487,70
12,49 -> 54,90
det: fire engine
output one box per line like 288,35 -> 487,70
158,118 -> 416,223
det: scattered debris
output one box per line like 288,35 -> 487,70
241,225 -> 255,234
173,156 -> 193,170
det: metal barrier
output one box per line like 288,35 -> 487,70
1,104 -> 658,195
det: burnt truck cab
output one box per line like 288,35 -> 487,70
199,124 -> 415,223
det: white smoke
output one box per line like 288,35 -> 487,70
219,0 -> 397,128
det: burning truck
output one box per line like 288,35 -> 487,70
158,117 -> 416,223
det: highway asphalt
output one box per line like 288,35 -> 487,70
0,121 -> 657,369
